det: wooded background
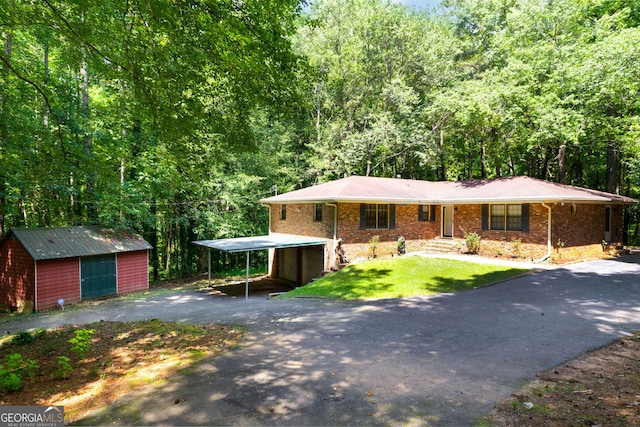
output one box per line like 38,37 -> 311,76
1,0 -> 639,279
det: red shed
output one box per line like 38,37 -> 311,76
0,226 -> 152,311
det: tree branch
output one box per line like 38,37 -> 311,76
39,0 -> 127,72
0,52 -> 66,155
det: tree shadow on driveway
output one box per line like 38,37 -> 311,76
59,255 -> 640,425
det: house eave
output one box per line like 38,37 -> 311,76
261,196 -> 635,205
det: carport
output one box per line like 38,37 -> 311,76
193,234 -> 328,299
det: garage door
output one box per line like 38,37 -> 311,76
276,245 -> 325,285
81,254 -> 117,299
300,246 -> 325,285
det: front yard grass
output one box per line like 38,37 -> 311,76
281,256 -> 530,300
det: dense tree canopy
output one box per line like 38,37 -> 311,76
1,0 -> 639,277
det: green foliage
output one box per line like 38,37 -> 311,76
511,238 -> 522,258
68,329 -> 95,360
465,231 -> 481,254
369,235 -> 380,258
33,328 -> 47,340
0,370 -> 21,392
1,0 -> 639,281
0,353 -> 40,392
53,356 -> 73,380
11,331 -> 34,346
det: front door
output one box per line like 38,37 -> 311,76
443,205 -> 453,238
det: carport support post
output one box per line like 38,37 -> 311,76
208,248 -> 211,287
245,251 -> 250,300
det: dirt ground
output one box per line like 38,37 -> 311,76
485,332 -> 640,426
0,320 -> 242,423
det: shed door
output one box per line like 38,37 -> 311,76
81,254 -> 117,299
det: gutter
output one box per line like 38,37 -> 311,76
535,201 -> 552,263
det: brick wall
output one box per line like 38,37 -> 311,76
268,201 -> 628,265
0,238 -> 35,308
271,202 -> 442,263
549,203 -> 624,261
270,203 -> 337,270
117,251 -> 150,294
36,258 -> 81,310
455,203 -> 549,260
336,203 -> 441,260
270,203 -> 335,238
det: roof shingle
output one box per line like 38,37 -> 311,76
261,176 -> 637,205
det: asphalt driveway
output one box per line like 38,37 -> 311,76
8,255 -> 640,426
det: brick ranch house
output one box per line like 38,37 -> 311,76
0,226 -> 152,311
260,176 -> 636,282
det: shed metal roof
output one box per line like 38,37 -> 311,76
4,226 -> 152,261
260,176 -> 637,205
193,233 -> 327,253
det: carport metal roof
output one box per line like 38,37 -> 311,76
192,233 -> 328,253
192,234 -> 328,299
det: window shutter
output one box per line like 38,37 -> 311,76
418,205 -> 424,221
521,204 -> 529,232
430,205 -> 436,222
482,204 -> 489,230
389,204 -> 396,229
360,204 -> 367,230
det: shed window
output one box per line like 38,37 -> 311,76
490,204 -> 522,231
280,204 -> 287,221
314,203 -> 323,222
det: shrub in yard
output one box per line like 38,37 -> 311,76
53,356 -> 73,379
369,235 -> 380,258
11,331 -> 34,346
33,328 -> 47,340
69,329 -> 95,359
0,353 -> 40,392
465,232 -> 481,254
511,238 -> 522,258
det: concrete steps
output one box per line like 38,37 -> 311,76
422,239 -> 460,254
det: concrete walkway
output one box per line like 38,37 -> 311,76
8,255 -> 640,426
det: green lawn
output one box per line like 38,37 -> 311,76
281,256 -> 529,300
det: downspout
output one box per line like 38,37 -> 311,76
535,202 -> 552,263
267,204 -> 271,235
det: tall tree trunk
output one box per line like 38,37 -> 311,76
439,126 -> 447,181
165,221 -> 173,277
480,140 -> 488,179
150,203 -> 159,281
43,42 -> 49,127
542,146 -> 553,180
606,140 -> 621,194
80,58 -> 95,220
557,144 -> 566,184
0,30 -> 13,235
